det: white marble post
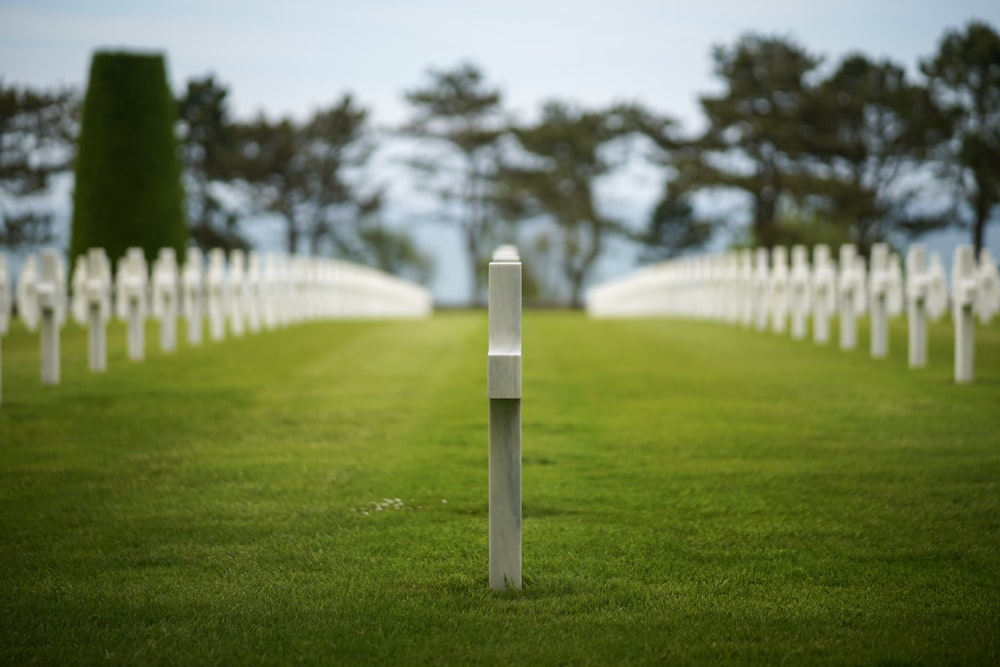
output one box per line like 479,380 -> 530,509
246,251 -> 262,334
753,248 -> 770,331
117,248 -> 148,362
976,249 -> 1000,325
906,245 -> 930,368
206,249 -> 227,341
869,243 -> 890,359
228,249 -> 246,337
738,249 -> 754,327
838,245 -> 861,350
85,249 -> 112,371
811,245 -> 835,344
952,246 -> 978,383
152,248 -> 179,352
789,245 -> 810,340
488,244 -> 522,591
769,246 -> 789,334
36,250 -> 65,385
182,248 -> 205,345
0,253 -> 10,406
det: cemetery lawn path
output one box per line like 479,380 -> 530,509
1,312 -> 999,665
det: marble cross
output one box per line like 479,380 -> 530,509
152,248 -> 180,352
738,249 -> 754,327
116,248 -> 149,362
752,248 -> 770,332
182,248 -> 205,345
488,244 -> 522,591
838,245 -> 864,350
228,249 -> 246,337
76,249 -> 112,371
811,245 -> 836,344
769,246 -> 789,334
36,250 -> 66,384
953,246 -> 1000,383
788,245 -> 811,340
905,245 -> 931,368
246,251 -> 263,334
206,249 -> 228,341
868,243 -> 891,358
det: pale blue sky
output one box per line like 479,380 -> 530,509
3,0 -> 997,129
2,1 -> 999,302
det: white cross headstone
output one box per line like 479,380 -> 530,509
752,248 -> 770,331
488,244 -> 522,591
906,245 -> 931,368
16,254 -> 40,331
811,245 -> 836,344
182,248 -> 205,345
976,248 -> 1000,325
789,245 -> 811,340
78,249 -> 112,372
0,252 -> 11,405
769,246 -> 789,334
228,249 -> 246,337
36,249 -> 66,385
71,255 -> 88,326
838,245 -> 864,350
262,254 -> 279,330
738,249 -> 754,327
152,248 -> 179,352
952,245 -> 1000,383
116,248 -> 149,362
869,243 -> 891,358
246,251 -> 262,333
206,249 -> 228,341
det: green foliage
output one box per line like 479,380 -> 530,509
404,62 -> 506,304
177,75 -> 248,252
70,52 -> 186,265
0,313 -> 998,664
921,20 -> 1000,253
696,34 -> 822,248
0,81 -> 78,249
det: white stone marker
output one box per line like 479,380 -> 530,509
811,245 -> 836,344
952,246 -> 1000,383
488,244 -> 522,591
246,251 -> 262,334
206,249 -> 228,341
838,244 -> 863,350
752,248 -> 770,331
868,243 -> 890,358
81,249 -> 112,371
182,248 -> 205,345
0,252 -> 11,405
738,249 -> 754,327
36,250 -> 66,385
116,248 -> 149,362
789,245 -> 811,340
152,248 -> 179,352
769,246 -> 789,334
228,249 -> 246,337
976,249 -> 1000,325
16,255 -> 40,332
905,245 -> 931,368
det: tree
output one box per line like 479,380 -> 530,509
177,75 -> 248,251
502,102 -> 627,308
806,54 -> 950,253
638,183 -> 715,263
404,62 -> 506,304
70,52 -> 186,264
695,34 -> 823,248
921,21 -> 1000,254
0,81 -> 78,250
236,96 -> 429,278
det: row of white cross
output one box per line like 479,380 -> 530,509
0,246 -> 433,403
585,243 -> 1000,383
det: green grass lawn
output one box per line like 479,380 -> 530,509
1,312 -> 998,665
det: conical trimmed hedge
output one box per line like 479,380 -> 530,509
71,51 -> 186,265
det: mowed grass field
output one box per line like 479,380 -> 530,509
1,311 -> 998,665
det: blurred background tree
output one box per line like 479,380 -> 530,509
0,81 -> 78,250
921,20 -> 1000,254
404,62 -> 506,304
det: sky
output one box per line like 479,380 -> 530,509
2,0 -> 1000,302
